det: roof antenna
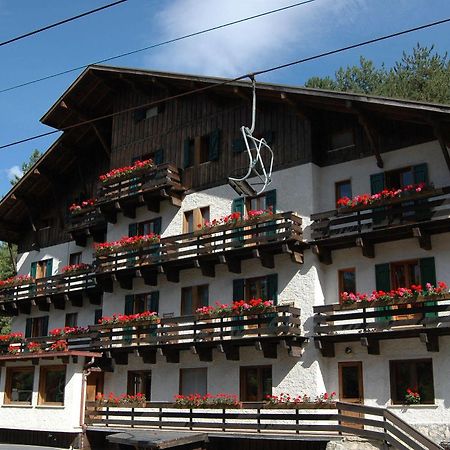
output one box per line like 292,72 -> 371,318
228,75 -> 274,197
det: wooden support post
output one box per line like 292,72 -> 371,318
360,337 -> 380,355
95,274 -> 114,293
223,345 -> 240,361
220,255 -> 241,274
356,237 -> 375,258
140,268 -> 158,286
196,346 -> 213,362
112,352 -> 129,365
195,260 -> 215,278
419,333 -> 439,352
353,106 -> 383,168
162,348 -> 180,363
412,227 -> 432,250
140,348 -> 157,364
287,340 -> 305,358
116,273 -> 134,291
312,245 -> 332,265
165,267 -> 180,283
254,249 -> 275,269
315,338 -> 335,357
69,293 -> 83,308
261,342 -> 278,359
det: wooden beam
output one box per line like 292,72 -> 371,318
412,227 -> 432,250
311,245 -> 332,265
116,272 -> 134,290
356,237 -> 375,258
280,92 -> 310,120
261,341 -> 278,359
219,255 -> 241,274
419,332 -> 439,352
195,260 -> 216,278
429,120 -> 450,171
164,267 -> 180,283
140,268 -> 158,286
162,348 -> 180,363
196,346 -> 213,362
222,344 -> 240,361
95,274 -> 114,293
253,249 -> 275,269
360,337 -> 380,355
139,348 -> 157,364
112,351 -> 129,365
315,339 -> 335,357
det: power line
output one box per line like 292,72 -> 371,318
0,0 -> 316,94
0,0 -> 128,48
1,15 -> 449,151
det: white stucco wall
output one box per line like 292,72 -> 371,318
0,361 -> 84,433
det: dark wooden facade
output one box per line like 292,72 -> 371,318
1,65 -> 449,253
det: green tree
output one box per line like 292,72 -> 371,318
305,44 -> 450,103
10,149 -> 41,186
0,243 -> 15,333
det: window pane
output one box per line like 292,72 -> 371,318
262,367 -> 272,399
43,369 -> 66,404
9,370 -> 34,403
181,288 -> 193,315
341,366 -> 361,399
336,181 -> 352,204
180,368 -> 207,396
339,270 -> 356,294
128,371 -> 151,400
69,252 -> 82,265
198,286 -> 209,308
65,313 -> 78,328
392,265 -> 406,289
417,361 -> 434,403
243,368 -> 258,401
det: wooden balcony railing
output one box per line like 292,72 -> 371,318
313,294 -> 450,357
310,187 -> 450,264
94,212 -> 303,290
95,163 -> 185,223
4,306 -> 303,363
67,209 -> 107,247
84,401 -> 443,450
0,271 -> 102,314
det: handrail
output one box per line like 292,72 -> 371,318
83,400 -> 443,449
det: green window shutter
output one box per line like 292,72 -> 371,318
152,217 -> 162,235
420,257 -> 437,318
232,138 -> 246,153
208,129 -> 221,161
124,295 -> 135,315
233,279 -> 245,301
375,263 -> 391,321
42,316 -> 49,336
232,197 -> 245,243
154,148 -> 164,165
30,262 -> 37,278
25,318 -> 32,338
370,173 -> 385,194
413,163 -> 429,184
45,259 -> 53,278
267,274 -> 278,305
128,223 -> 138,237
265,190 -> 277,212
183,138 -> 191,169
370,172 -> 386,224
148,291 -> 159,313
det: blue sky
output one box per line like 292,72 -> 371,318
0,0 -> 449,196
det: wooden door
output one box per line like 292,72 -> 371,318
86,371 -> 104,402
339,361 -> 364,429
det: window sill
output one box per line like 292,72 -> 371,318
387,404 -> 438,409
2,403 -> 33,408
35,404 -> 65,409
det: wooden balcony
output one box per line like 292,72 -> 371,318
95,212 -> 304,291
3,306 -> 304,364
310,187 -> 450,264
0,271 -> 102,315
67,209 -> 107,247
95,163 -> 185,223
84,401 -> 441,450
313,294 -> 450,357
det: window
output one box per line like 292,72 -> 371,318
134,105 -> 163,122
183,130 -> 220,168
94,309 -> 103,326
127,371 -> 152,400
38,366 -> 66,405
329,129 -> 354,152
390,260 -> 420,289
69,252 -> 82,266
183,207 -> 210,233
339,269 -> 356,296
179,368 -> 207,396
245,276 -> 269,300
65,313 -> 78,328
385,167 -> 415,190
335,180 -> 352,206
25,316 -> 49,338
181,285 -> 208,315
31,259 -> 53,279
4,367 -> 34,404
240,366 -> 272,401
130,292 -> 159,314
233,275 -> 278,304
390,359 -> 434,404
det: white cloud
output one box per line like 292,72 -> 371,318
7,165 -> 22,182
145,0 -> 367,77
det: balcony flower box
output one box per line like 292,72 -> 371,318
61,263 -> 91,277
95,393 -> 146,408
264,393 -> 337,409
0,275 -> 34,290
69,199 -> 96,216
99,159 -> 154,186
0,332 -> 24,344
98,311 -> 160,328
94,234 -> 160,257
339,282 -> 449,310
196,299 -> 275,319
49,326 -> 89,338
173,394 -> 242,409
336,183 -> 430,212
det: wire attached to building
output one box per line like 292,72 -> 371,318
0,15 -> 449,151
